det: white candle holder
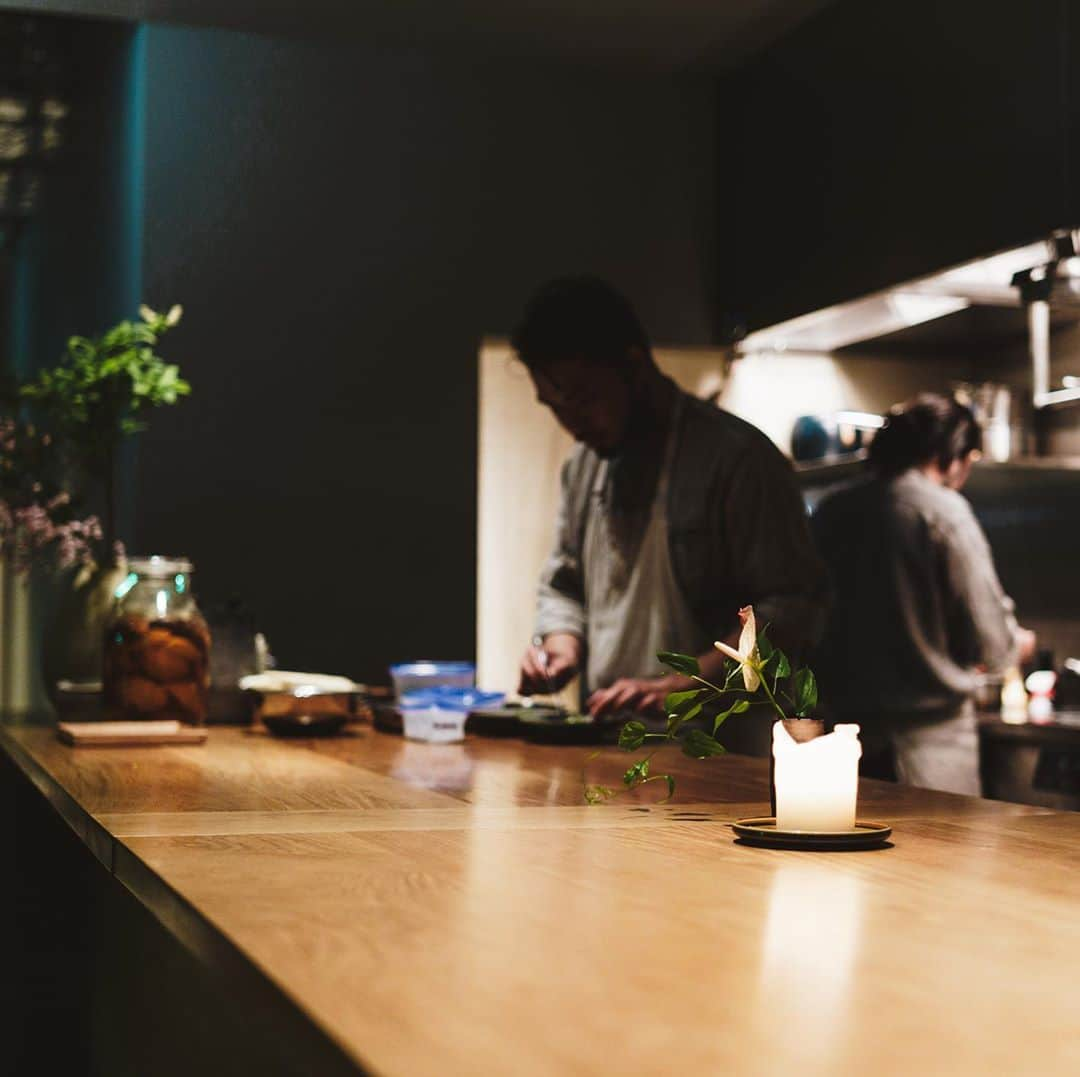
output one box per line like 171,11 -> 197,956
773,721 -> 861,831
733,721 -> 892,849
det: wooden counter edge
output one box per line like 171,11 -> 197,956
0,723 -> 371,1077
0,724 -> 116,869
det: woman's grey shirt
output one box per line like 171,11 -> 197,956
812,469 -> 1018,717
534,392 -> 827,659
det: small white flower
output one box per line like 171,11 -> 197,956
139,304 -> 157,323
165,304 -> 183,326
714,605 -> 761,692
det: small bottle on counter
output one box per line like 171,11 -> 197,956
1000,667 -> 1029,725
1025,668 -> 1057,724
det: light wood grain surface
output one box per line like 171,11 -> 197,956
4,721 -> 1080,1076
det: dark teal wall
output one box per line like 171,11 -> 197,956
14,19 -> 142,375
9,17 -> 143,538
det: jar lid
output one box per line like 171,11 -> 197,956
389,661 -> 475,676
128,555 -> 194,576
398,687 -> 504,711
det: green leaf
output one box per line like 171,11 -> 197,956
617,720 -> 647,751
664,688 -> 705,715
666,701 -> 705,739
794,668 -> 819,716
681,730 -> 726,758
757,632 -> 774,661
657,651 -> 700,677
712,699 -> 750,736
623,758 -> 650,787
677,702 -> 703,725
662,774 -> 676,801
584,784 -> 617,805
771,649 -> 791,679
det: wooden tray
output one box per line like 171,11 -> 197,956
57,720 -> 208,747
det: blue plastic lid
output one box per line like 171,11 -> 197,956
390,661 -> 476,677
398,686 -> 504,711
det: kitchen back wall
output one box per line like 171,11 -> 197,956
134,24 -> 719,681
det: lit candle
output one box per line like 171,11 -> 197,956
772,722 -> 861,832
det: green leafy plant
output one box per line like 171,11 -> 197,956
19,304 -> 188,555
583,605 -> 819,804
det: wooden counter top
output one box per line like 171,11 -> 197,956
4,719 -> 1080,1075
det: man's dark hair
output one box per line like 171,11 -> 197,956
869,392 -> 982,478
510,276 -> 651,370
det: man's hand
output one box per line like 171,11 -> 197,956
585,641 -> 734,719
586,674 -> 688,719
518,632 -> 582,696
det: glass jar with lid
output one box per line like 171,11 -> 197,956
103,556 -> 211,724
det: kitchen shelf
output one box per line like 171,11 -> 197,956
795,453 -> 1080,486
975,455 -> 1080,472
792,452 -> 867,484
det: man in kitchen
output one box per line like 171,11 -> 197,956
514,275 -> 826,746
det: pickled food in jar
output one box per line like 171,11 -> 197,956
104,615 -> 211,723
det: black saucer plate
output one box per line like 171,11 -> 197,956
732,817 -> 892,850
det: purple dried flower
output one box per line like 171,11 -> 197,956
0,416 -> 104,574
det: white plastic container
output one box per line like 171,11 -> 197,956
398,687 -> 503,744
400,705 -> 469,744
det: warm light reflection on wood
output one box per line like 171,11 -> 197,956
5,725 -> 1080,1074
757,864 -> 864,1065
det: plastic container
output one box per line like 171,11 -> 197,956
389,661 -> 475,700
399,686 -> 503,743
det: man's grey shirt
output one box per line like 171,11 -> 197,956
534,391 -> 827,660
812,469 -> 1018,717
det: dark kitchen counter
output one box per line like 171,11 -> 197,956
979,712 -> 1080,810
980,711 -> 1080,745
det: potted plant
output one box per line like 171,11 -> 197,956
583,606 -> 820,803
10,304 -> 189,697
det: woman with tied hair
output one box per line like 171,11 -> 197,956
812,392 -> 1036,795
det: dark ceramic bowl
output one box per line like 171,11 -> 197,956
262,712 -> 348,738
